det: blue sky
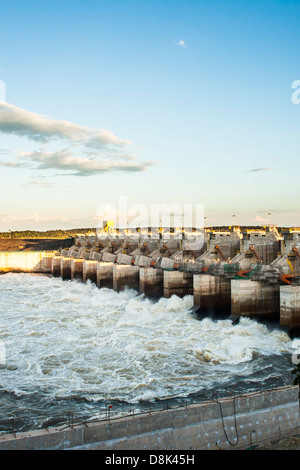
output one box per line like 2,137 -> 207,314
0,0 -> 300,230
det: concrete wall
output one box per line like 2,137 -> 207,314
113,265 -> 139,292
0,386 -> 297,450
231,279 -> 280,319
102,252 -> 117,263
139,267 -> 163,298
116,253 -> 134,265
0,251 -> 55,273
97,262 -> 114,288
280,285 -> 300,329
83,260 -> 98,283
242,231 -> 281,265
71,259 -> 84,280
135,255 -> 152,267
60,257 -> 72,280
164,271 -> 193,298
194,274 -> 231,315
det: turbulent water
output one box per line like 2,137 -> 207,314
0,273 -> 299,433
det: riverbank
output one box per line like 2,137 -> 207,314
0,238 -> 73,252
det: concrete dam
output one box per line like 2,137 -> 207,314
0,227 -> 299,450
4,227 -> 298,335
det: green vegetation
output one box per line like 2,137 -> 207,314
0,225 -> 298,240
0,228 -> 97,239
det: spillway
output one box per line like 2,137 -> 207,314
0,272 -> 299,434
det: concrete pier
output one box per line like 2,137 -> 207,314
280,285 -> 300,330
163,270 -> 193,298
231,279 -> 280,319
70,259 -> 84,281
83,260 -> 98,284
139,267 -> 163,298
38,254 -> 54,273
51,256 -> 62,277
113,265 -> 139,292
193,274 -> 231,315
60,257 -> 72,280
97,262 -> 114,289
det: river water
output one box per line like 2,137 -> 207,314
0,273 -> 299,433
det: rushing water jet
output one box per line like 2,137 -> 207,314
0,273 -> 299,433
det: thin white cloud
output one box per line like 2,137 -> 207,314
177,40 -> 186,47
0,101 -> 158,175
19,148 -> 156,176
257,209 -> 295,214
0,101 -> 130,147
255,215 -> 270,223
22,180 -> 71,189
246,167 -> 271,173
0,213 -> 70,224
0,160 -> 27,168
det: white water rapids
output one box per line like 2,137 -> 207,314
0,273 -> 299,431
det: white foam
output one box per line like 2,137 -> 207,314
0,273 -> 296,402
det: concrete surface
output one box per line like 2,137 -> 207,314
0,387 -> 297,450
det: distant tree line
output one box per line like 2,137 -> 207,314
0,228 -> 97,239
0,225 -> 297,239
